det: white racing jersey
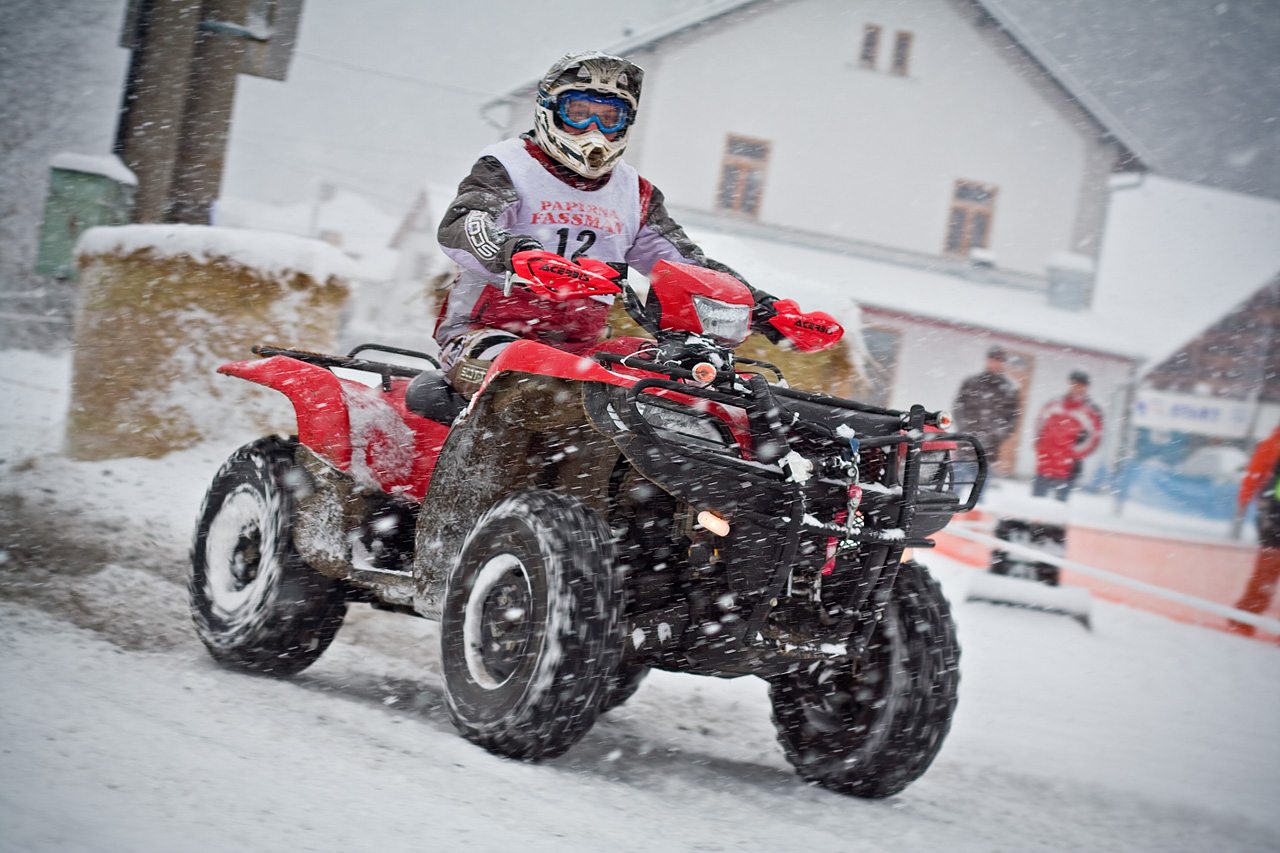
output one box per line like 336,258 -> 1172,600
435,135 -> 754,346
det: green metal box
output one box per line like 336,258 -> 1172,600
35,154 -> 136,280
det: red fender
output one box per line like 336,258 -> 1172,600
474,338 -> 635,400
343,377 -> 449,501
219,356 -> 352,470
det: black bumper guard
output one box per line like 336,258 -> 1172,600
586,375 -> 988,656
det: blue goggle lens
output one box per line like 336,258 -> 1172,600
557,92 -> 630,134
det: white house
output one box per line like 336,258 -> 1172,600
490,0 -> 1148,296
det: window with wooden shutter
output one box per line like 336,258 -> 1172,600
944,180 -> 997,255
716,135 -> 771,217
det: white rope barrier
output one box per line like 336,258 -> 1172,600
943,524 -> 1280,635
0,311 -> 70,324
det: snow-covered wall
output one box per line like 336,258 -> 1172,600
1093,174 -> 1280,373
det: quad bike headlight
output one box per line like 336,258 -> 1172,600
691,295 -> 751,346
917,449 -> 954,492
638,401 -> 731,446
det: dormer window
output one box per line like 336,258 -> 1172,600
859,25 -> 911,74
891,30 -> 914,75
859,25 -> 881,68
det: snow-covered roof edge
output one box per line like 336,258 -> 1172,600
686,226 -> 1146,362
50,152 -> 138,186
1136,268 -> 1280,384
75,224 -> 359,285
973,0 -> 1155,171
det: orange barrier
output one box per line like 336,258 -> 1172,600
934,515 -> 1279,644
933,510 -> 994,567
1062,527 -> 1279,643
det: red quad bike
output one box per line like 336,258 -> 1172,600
188,254 -> 987,798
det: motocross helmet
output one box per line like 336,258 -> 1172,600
533,51 -> 643,179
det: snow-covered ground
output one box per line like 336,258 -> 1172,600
2,348 -> 1278,852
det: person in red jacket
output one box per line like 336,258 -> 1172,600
1032,370 -> 1103,501
1237,424 -> 1280,528
1231,424 -> 1280,635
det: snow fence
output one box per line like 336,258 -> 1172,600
66,225 -> 355,461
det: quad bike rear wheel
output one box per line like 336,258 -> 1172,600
770,559 -> 959,798
441,489 -> 624,760
189,437 -> 347,675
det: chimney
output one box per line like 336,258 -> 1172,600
1047,252 -> 1096,311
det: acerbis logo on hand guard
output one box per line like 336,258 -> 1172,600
793,319 -> 836,333
535,261 -> 590,282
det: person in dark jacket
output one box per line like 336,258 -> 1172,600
1032,370 -> 1103,501
952,346 -> 1021,467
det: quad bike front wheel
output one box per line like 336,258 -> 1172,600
599,663 -> 650,713
770,559 -> 960,798
441,489 -> 624,760
189,436 -> 347,676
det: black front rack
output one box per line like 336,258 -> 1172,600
608,367 -> 987,517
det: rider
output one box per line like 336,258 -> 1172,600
434,50 -> 804,396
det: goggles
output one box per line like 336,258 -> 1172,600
557,91 -> 630,134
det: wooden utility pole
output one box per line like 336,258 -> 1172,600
169,0 -> 253,224
114,0 -> 301,225
114,0 -> 203,223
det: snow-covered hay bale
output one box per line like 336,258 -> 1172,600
66,225 -> 355,461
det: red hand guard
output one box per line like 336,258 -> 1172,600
510,251 -> 621,301
767,299 -> 844,352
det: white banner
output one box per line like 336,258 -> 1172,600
1132,389 -> 1254,439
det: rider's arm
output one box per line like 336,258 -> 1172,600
437,156 -> 541,276
626,180 -> 784,337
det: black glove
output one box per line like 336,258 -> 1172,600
750,294 -> 784,344
500,235 -> 543,272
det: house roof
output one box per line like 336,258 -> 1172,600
1091,173 -> 1280,372
986,0 -> 1280,201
